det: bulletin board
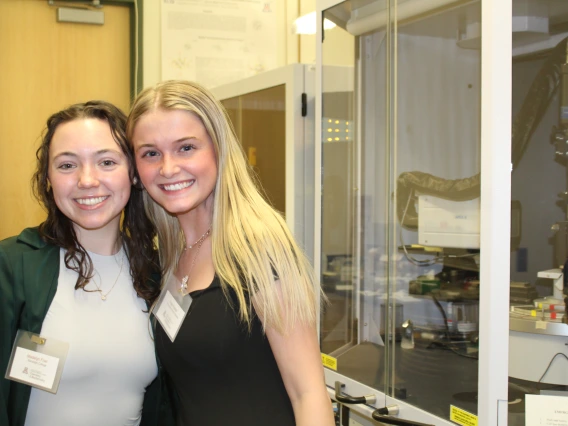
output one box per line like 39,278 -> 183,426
161,0 -> 280,89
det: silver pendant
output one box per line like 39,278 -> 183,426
179,276 -> 189,294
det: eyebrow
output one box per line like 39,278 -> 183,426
52,149 -> 122,161
174,136 -> 198,143
135,136 -> 198,152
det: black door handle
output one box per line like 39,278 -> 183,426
334,381 -> 377,404
372,408 -> 435,426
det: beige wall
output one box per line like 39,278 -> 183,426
142,0 -> 161,87
299,0 -> 316,64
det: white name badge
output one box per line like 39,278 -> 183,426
154,275 -> 193,342
5,330 -> 69,394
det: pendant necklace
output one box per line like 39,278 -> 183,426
184,226 -> 211,250
91,251 -> 125,301
179,227 -> 211,295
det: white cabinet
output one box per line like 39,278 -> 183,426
315,1 -> 514,425
211,64 -> 316,257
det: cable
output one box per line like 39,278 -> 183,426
431,293 -> 451,341
133,0 -> 139,95
538,352 -> 568,383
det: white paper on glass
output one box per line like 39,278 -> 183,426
526,394 -> 568,426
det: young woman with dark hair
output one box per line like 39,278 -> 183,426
0,101 -> 164,426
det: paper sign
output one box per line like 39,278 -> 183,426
526,394 -> 568,425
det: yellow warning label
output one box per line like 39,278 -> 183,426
450,406 -> 478,426
321,353 -> 337,371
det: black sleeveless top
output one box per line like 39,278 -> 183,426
155,275 -> 295,426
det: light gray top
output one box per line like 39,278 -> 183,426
25,248 -> 157,426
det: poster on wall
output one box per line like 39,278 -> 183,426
161,0 -> 278,89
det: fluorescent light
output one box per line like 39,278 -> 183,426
293,11 -> 336,35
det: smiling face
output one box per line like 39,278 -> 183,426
131,108 -> 218,221
48,118 -> 131,238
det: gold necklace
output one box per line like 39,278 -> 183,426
91,252 -> 125,301
184,227 -> 211,250
179,230 -> 210,295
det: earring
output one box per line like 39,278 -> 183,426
46,180 -> 51,192
133,177 -> 138,185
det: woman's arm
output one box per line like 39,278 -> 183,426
255,276 -> 334,426
265,321 -> 335,426
252,273 -> 334,426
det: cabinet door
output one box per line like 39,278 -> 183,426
212,64 -> 315,257
316,0 -> 511,425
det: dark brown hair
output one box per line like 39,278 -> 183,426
32,100 -> 160,303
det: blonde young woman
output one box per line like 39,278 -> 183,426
127,80 -> 334,426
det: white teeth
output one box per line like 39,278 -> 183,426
163,181 -> 192,191
76,196 -> 107,206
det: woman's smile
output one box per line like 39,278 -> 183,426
74,195 -> 110,207
161,180 -> 194,192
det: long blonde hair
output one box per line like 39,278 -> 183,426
127,80 -> 318,333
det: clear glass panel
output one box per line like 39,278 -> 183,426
391,2 -> 481,420
320,0 -> 483,422
320,0 -> 394,402
320,1 -> 359,361
509,0 -> 568,424
221,85 -> 286,214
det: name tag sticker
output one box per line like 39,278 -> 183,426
5,330 -> 69,394
154,275 -> 193,342
9,347 -> 59,388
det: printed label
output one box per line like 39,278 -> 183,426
321,353 -> 337,371
156,290 -> 187,342
450,405 -> 478,426
9,347 -> 59,389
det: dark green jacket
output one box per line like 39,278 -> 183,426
0,227 -> 172,426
